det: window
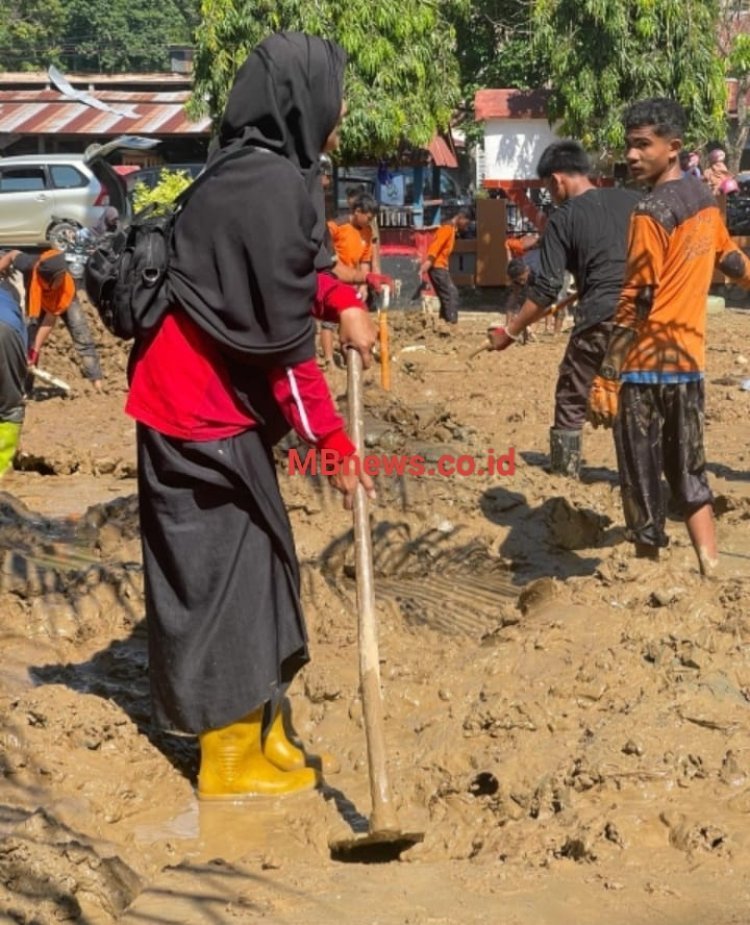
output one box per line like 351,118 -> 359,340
0,167 -> 47,193
50,164 -> 86,189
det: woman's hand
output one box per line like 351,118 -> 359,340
329,456 -> 377,510
339,308 -> 378,369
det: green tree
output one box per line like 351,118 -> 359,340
60,0 -> 197,72
133,169 -> 193,213
0,0 -> 66,71
190,0 -> 466,158
533,0 -> 727,160
720,0 -> 750,171
449,0 -> 550,144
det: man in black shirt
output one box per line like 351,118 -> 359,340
488,141 -> 640,477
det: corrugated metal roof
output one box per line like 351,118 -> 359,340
0,88 -> 210,136
427,134 -> 458,169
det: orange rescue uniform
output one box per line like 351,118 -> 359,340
427,223 -> 457,270
327,221 -> 372,269
616,178 -> 750,380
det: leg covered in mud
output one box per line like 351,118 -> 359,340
62,299 -> 103,385
614,381 -> 714,569
551,322 -> 612,477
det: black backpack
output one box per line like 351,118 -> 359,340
85,147 -> 254,341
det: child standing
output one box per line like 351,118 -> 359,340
588,98 -> 750,576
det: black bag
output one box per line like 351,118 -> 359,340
85,207 -> 174,340
85,147 -> 255,341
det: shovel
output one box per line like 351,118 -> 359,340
328,348 -> 424,862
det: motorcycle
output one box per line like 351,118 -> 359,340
48,217 -> 108,286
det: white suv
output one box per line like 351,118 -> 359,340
0,136 -> 158,246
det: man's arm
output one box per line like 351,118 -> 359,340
0,250 -> 22,276
715,221 -> 750,286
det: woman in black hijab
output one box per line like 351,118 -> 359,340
126,33 -> 376,800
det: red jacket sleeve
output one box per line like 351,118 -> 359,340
313,273 -> 365,323
268,358 -> 356,456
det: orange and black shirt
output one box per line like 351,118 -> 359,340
616,177 -> 750,383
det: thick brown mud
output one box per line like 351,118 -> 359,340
1,301 -> 750,923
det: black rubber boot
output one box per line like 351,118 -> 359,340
549,428 -> 582,479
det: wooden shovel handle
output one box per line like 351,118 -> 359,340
346,348 -> 399,833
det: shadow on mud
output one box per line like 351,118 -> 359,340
30,627 -> 198,783
479,485 -> 624,582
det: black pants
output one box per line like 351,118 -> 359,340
428,268 -> 459,323
0,322 -> 26,424
613,380 -> 712,548
554,322 -> 612,430
27,300 -> 103,382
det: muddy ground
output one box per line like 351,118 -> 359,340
1,294 -> 750,924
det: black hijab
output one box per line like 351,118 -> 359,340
167,32 -> 346,368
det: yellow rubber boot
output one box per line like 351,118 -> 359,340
0,422 -> 21,478
263,708 -> 341,776
198,707 -> 318,800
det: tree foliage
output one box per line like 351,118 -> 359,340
533,0 -> 727,159
61,0 -> 197,72
190,0 -> 467,159
0,0 -> 67,71
132,170 -> 193,214
448,0 -> 549,145
0,0 -> 197,73
720,0 -> 750,170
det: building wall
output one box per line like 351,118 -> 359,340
480,117 -> 559,182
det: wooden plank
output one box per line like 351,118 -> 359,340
476,197 -> 507,287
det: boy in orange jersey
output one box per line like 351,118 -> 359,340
588,98 -> 750,576
419,207 -> 472,325
327,192 -> 377,282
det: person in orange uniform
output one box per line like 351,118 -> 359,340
327,192 -> 377,282
588,98 -> 750,577
419,208 -> 472,325
0,248 -> 103,390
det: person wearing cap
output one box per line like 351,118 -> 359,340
0,249 -> 103,391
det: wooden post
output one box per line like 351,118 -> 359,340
379,301 -> 391,392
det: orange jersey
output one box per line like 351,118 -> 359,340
427,223 -> 457,270
616,178 -> 750,379
328,221 -> 372,269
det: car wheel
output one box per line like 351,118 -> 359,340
47,220 -> 81,251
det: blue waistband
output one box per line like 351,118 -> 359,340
620,370 -> 704,384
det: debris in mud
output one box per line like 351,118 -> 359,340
0,808 -> 142,923
517,577 -> 558,615
542,497 -> 610,550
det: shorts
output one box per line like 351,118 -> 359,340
613,380 -> 712,548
